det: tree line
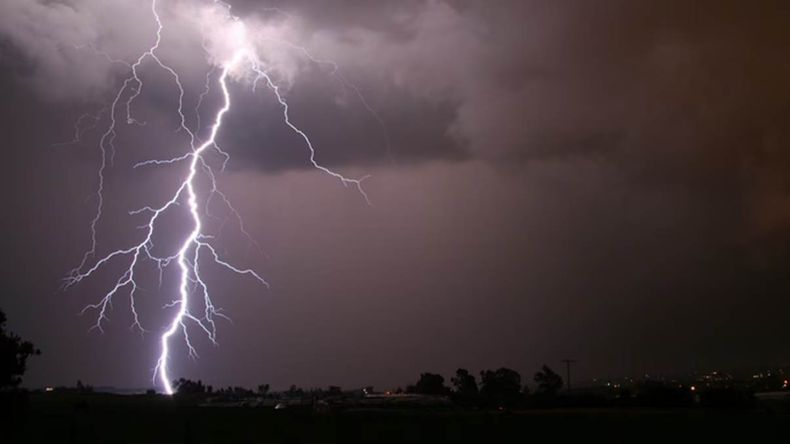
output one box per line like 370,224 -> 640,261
406,366 -> 563,408
171,365 -> 566,409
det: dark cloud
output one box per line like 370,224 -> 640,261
2,1 -> 790,173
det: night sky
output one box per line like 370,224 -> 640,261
1,0 -> 790,391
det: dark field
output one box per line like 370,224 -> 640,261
3,392 -> 790,443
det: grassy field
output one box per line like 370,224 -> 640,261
2,392 -> 790,443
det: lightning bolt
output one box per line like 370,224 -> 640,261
65,0 -> 374,394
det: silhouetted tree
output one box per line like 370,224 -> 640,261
452,368 -> 478,395
257,384 -> 270,397
173,378 -> 206,395
412,373 -> 449,395
234,386 -> 254,397
75,379 -> 93,393
0,308 -> 40,390
534,365 -> 563,396
451,368 -> 479,405
480,368 -> 522,407
287,385 -> 304,398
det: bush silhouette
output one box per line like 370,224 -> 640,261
0,308 -> 40,390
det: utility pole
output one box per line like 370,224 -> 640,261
562,359 -> 576,393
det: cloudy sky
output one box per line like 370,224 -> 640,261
1,0 -> 790,391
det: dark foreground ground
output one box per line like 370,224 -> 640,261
3,392 -> 790,443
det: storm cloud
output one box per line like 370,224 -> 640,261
3,0 -> 789,173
